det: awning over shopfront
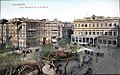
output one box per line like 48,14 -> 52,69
51,39 -> 57,43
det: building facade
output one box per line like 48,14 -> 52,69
71,15 -> 119,47
45,19 -> 63,43
62,22 -> 73,41
0,18 -> 65,49
0,19 -> 9,49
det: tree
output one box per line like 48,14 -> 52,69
67,29 -> 74,43
58,39 -> 82,75
0,52 -> 22,75
57,39 -> 70,75
33,43 -> 56,75
58,39 -> 69,49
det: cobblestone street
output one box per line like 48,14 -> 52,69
74,46 -> 120,74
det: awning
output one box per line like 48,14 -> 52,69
77,47 -> 94,52
52,39 -> 57,43
78,42 -> 88,44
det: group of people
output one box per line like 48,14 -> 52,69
84,68 -> 92,75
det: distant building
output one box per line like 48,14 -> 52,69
6,17 -> 45,48
71,15 -> 119,47
0,19 -> 9,49
117,18 -> 120,47
62,22 -> 73,41
0,18 -> 66,49
45,19 -> 63,43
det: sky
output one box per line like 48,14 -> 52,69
0,0 -> 119,22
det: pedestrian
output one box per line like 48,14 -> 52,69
98,46 -> 100,49
80,58 -> 84,67
87,68 -> 92,75
56,63 -> 62,74
108,49 -> 110,55
96,57 -> 98,63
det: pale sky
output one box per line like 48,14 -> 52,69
1,0 -> 119,22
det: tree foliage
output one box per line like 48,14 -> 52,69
58,39 -> 69,48
0,52 -> 21,69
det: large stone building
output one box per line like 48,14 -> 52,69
9,18 -> 48,48
44,19 -> 64,43
0,19 -> 9,49
71,15 -> 120,47
0,18 -> 65,49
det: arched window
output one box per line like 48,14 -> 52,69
114,23 -> 117,27
89,32 -> 91,35
109,23 -> 112,27
85,24 -> 87,27
81,24 -> 84,27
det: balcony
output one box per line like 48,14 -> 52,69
28,29 -> 37,31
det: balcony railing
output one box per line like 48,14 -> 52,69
28,29 -> 37,31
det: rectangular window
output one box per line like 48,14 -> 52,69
79,39 -> 81,42
109,32 -> 112,35
103,39 -> 106,44
113,32 -> 116,36
97,32 -> 99,35
93,32 -> 95,35
92,24 -> 94,27
75,24 -> 77,27
89,32 -> 91,35
100,32 -> 103,35
105,23 -> 107,27
89,24 -> 91,27
97,23 -> 99,27
101,23 -> 103,27
105,32 -> 107,35
85,32 -> 87,35
81,32 -> 83,35
78,24 -> 80,27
